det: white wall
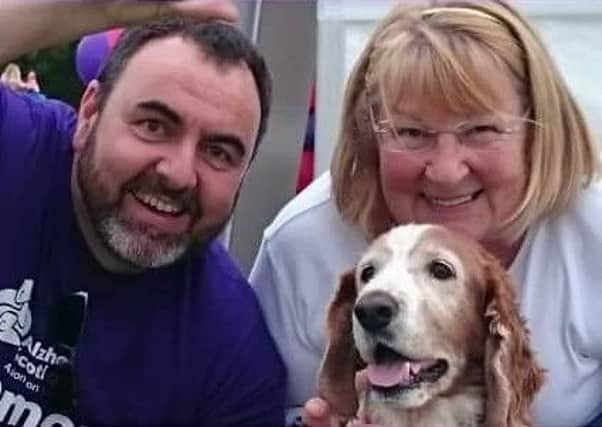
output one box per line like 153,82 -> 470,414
315,0 -> 602,175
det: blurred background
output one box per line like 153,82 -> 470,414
3,41 -> 83,105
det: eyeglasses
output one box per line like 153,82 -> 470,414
369,106 -> 539,152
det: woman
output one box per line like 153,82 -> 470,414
249,1 -> 602,426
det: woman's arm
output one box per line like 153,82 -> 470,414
0,0 -> 238,63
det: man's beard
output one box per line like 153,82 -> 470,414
76,126 -> 232,268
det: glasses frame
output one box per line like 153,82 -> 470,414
368,103 -> 540,152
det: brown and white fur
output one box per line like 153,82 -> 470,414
318,224 -> 544,427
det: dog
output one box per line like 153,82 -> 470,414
318,224 -> 544,427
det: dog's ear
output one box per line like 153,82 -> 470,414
317,269 -> 360,418
482,255 -> 545,427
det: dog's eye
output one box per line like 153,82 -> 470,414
428,259 -> 455,280
359,264 -> 375,283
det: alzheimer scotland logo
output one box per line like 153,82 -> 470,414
0,280 -> 33,346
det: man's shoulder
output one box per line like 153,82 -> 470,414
1,85 -> 76,137
0,85 -> 77,181
194,240 -> 259,311
150,242 -> 274,357
191,242 -> 285,370
202,239 -> 246,282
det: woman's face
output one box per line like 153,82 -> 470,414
376,60 -> 529,245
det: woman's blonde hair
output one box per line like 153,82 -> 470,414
331,0 -> 600,240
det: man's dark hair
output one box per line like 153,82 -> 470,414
96,18 -> 271,155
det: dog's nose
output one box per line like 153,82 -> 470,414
354,291 -> 399,333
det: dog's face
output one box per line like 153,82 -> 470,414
352,224 -> 487,409
318,224 -> 544,426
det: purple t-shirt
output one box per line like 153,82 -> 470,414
0,85 -> 286,426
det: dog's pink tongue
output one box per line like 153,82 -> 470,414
366,362 -> 411,387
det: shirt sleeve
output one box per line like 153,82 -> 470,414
0,85 -> 77,196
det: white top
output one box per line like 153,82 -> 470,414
249,172 -> 602,427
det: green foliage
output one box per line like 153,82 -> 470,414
11,42 -> 84,107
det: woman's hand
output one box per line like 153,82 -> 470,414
302,371 -> 382,426
302,397 -> 336,427
302,398 -> 381,427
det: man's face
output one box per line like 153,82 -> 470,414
73,36 -> 261,268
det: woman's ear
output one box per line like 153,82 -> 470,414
317,269 -> 360,418
73,80 -> 100,152
482,256 -> 545,427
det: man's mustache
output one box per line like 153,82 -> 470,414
125,173 -> 202,218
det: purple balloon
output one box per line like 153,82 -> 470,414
76,28 -> 124,85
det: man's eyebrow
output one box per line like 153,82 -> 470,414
204,133 -> 248,158
135,100 -> 182,124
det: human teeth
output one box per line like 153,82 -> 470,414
428,194 -> 474,207
134,192 -> 182,214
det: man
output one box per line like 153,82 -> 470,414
0,1 -> 285,426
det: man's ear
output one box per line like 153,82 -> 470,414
73,80 -> 101,152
